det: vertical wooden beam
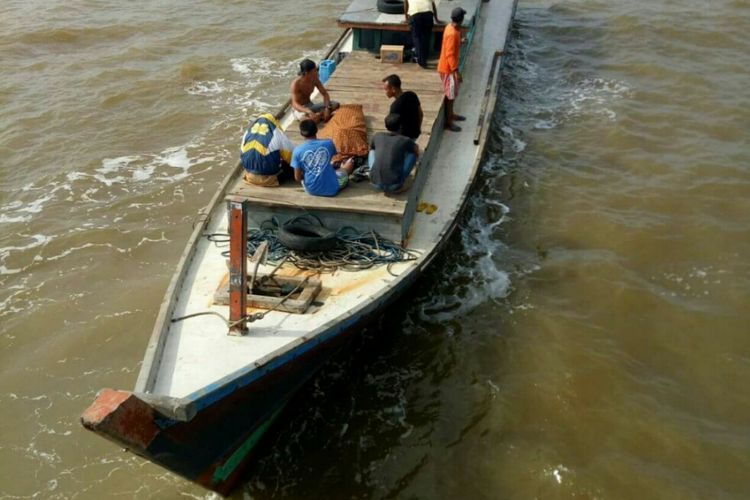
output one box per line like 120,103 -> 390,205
228,201 -> 248,336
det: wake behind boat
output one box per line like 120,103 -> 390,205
81,0 -> 518,494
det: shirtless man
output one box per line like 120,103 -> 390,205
290,59 -> 340,122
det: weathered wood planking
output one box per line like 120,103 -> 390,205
226,49 -> 445,221
227,176 -> 408,217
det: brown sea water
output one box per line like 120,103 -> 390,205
1,0 -> 749,498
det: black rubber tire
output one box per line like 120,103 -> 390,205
377,0 -> 405,15
278,223 -> 338,252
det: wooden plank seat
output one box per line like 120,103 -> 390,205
226,50 -> 446,243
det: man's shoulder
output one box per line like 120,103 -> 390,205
372,131 -> 394,142
301,138 -> 334,151
404,91 -> 420,105
376,132 -> 410,145
392,91 -> 420,108
293,141 -> 311,155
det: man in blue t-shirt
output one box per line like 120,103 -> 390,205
291,120 -> 354,197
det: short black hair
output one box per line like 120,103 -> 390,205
382,74 -> 401,89
451,7 -> 466,22
384,113 -> 401,133
299,119 -> 318,138
299,59 -> 316,75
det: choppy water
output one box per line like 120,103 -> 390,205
2,0 -> 749,498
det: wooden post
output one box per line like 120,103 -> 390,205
228,201 -> 248,335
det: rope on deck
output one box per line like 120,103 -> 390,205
206,216 -> 419,274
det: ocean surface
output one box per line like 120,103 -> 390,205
2,0 -> 749,498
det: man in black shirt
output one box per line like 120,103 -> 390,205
368,113 -> 420,194
382,74 -> 423,140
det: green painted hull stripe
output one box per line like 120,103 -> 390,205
212,405 -> 285,483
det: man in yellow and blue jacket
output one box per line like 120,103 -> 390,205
240,113 -> 295,186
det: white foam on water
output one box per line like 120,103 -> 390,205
230,93 -> 279,111
418,199 -> 512,323
1,200 -> 23,211
544,464 -> 571,485
66,171 -> 87,182
134,233 -> 169,247
0,265 -> 23,275
0,234 -> 53,276
15,193 -> 54,214
0,277 -> 39,314
20,181 -> 44,192
132,164 -> 156,181
75,140 -> 219,192
231,56 -> 285,84
186,79 -> 227,96
534,119 -> 557,130
0,234 -> 52,256
0,184 -> 73,224
98,155 -> 140,175
93,309 -> 140,321
655,265 -> 729,301
509,35 -> 632,130
501,125 -> 527,152
43,242 -> 128,262
92,173 -> 126,187
567,77 -> 630,121
83,155 -> 142,187
157,146 -> 191,170
0,213 -> 32,224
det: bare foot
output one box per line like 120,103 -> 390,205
341,157 -> 355,175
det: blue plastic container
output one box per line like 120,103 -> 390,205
319,59 -> 336,84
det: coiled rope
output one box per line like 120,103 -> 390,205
206,216 -> 419,274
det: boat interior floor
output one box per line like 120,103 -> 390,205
226,50 -> 445,224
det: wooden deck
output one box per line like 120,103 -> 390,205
226,50 -> 445,220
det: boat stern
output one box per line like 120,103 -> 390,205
81,389 -> 160,453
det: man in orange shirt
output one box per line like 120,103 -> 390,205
437,7 -> 467,132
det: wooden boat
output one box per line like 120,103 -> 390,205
81,0 -> 518,495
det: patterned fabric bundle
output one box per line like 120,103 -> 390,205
317,104 -> 369,162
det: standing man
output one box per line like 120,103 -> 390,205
437,7 -> 467,132
404,0 -> 441,68
291,120 -> 354,197
290,59 -> 340,122
382,74 -> 423,140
